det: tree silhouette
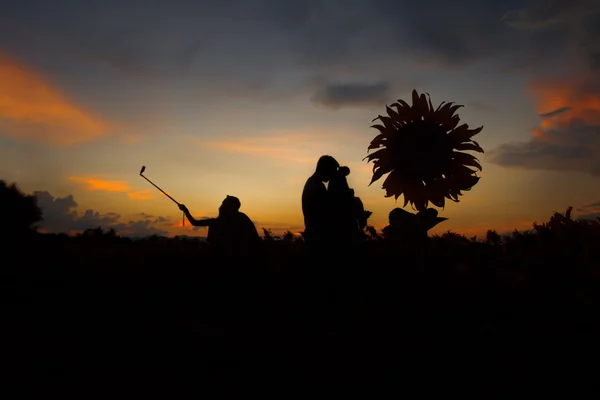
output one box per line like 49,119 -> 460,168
0,180 -> 42,239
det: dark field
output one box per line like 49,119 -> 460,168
3,219 -> 600,394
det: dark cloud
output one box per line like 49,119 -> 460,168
539,106 -> 572,118
489,78 -> 600,175
312,81 -> 391,109
502,0 -> 600,70
501,1 -> 578,29
0,0 -> 541,99
575,202 -> 600,221
136,212 -> 154,218
488,1 -> 600,175
467,101 -> 493,112
488,139 -> 598,174
35,190 -> 171,237
501,0 -> 600,29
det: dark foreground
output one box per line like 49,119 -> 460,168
3,231 -> 600,395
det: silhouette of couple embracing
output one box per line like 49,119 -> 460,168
301,155 -> 369,249
175,155 -> 367,260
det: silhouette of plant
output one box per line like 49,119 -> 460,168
365,225 -> 381,241
0,180 -> 42,238
485,230 -> 502,245
282,230 -> 295,243
364,89 -> 484,211
262,227 -> 275,241
439,230 -> 471,245
548,206 -> 574,230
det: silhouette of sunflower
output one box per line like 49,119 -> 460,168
365,90 -> 484,211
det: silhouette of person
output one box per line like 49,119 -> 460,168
178,195 -> 261,259
382,207 -> 446,261
328,166 -> 360,242
382,207 -> 422,242
301,155 -> 339,245
329,166 -> 372,236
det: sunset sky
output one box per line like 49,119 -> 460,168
1,0 -> 600,238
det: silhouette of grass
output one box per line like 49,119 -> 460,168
3,179 -> 600,391
2,208 -> 600,392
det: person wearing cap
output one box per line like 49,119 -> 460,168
178,195 -> 261,258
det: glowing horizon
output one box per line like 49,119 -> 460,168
1,1 -> 599,239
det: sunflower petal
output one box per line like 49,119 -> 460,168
363,148 -> 387,162
426,182 -> 447,208
402,179 -> 423,210
392,99 -> 412,121
372,115 -> 396,130
458,175 -> 480,191
379,116 -> 396,129
430,194 -> 446,208
384,183 -> 403,199
426,93 -> 434,113
454,142 -> 484,153
453,152 -> 482,171
367,133 -> 387,150
436,102 -> 454,114
453,163 -> 478,177
451,124 -> 483,143
448,104 -> 463,117
447,115 -> 460,130
395,99 -> 411,109
382,170 -> 406,199
419,93 -> 429,116
369,167 -> 387,185
386,105 -> 399,120
412,89 -> 420,108
371,151 -> 394,171
438,104 -> 464,126
370,124 -> 390,136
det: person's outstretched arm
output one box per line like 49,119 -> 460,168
179,204 -> 215,227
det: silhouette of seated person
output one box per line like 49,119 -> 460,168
382,207 -> 423,243
179,195 -> 261,259
382,207 -> 447,244
302,155 -> 339,243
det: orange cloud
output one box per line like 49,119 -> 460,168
69,176 -> 154,200
194,131 -> 354,165
127,190 -> 152,200
529,75 -> 600,137
200,139 -> 315,164
69,176 -> 130,192
122,134 -> 145,144
489,74 -> 600,174
171,219 -> 202,231
0,53 -> 108,145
